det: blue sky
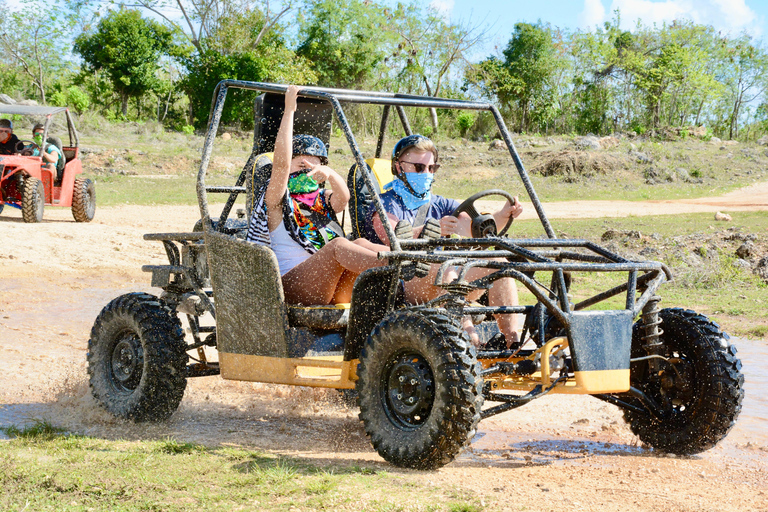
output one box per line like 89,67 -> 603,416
427,0 -> 767,55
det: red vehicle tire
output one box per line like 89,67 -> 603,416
22,176 -> 44,223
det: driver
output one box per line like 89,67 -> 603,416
0,119 -> 20,155
369,134 -> 524,349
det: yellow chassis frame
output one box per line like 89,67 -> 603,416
218,337 -> 629,395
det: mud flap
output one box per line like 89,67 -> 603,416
567,310 -> 633,393
205,230 -> 290,360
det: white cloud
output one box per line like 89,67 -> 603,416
578,0 -> 607,30
429,0 -> 455,20
579,0 -> 762,37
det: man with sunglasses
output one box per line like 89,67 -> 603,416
369,134 -> 524,350
0,119 -> 20,155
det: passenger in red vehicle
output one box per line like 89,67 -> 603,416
31,123 -> 64,181
0,119 -> 20,155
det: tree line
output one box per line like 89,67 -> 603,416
1,0 -> 766,141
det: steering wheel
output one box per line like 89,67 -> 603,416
451,189 -> 516,238
15,140 -> 39,156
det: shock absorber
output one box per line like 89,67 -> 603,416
641,295 -> 664,373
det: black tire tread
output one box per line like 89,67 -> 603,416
357,309 -> 483,469
624,307 -> 744,454
88,292 -> 188,422
71,177 -> 96,222
21,176 -> 44,223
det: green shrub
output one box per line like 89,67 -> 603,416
457,112 -> 475,137
48,91 -> 67,107
66,86 -> 91,115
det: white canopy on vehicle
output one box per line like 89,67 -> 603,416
0,105 -> 69,116
0,104 -> 78,148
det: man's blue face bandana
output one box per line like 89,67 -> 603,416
392,172 -> 433,210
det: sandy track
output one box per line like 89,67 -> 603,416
1,185 -> 767,511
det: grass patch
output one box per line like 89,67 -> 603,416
1,420 -> 68,440
0,431 -> 486,511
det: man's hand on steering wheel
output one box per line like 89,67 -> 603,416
451,189 -> 520,238
15,139 -> 39,156
439,214 -> 469,237
500,196 -> 523,221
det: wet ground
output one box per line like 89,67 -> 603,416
1,204 -> 767,511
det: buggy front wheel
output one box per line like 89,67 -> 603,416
356,310 -> 483,469
623,308 -> 744,454
88,293 -> 188,422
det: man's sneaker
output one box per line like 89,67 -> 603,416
394,219 -> 413,239
419,217 -> 441,240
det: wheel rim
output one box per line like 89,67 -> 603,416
109,331 -> 144,392
85,184 -> 95,218
35,182 -> 44,218
381,351 -> 435,429
657,351 -> 695,413
635,345 -> 696,419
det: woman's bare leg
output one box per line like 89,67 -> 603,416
282,237 -> 388,305
332,270 -> 357,303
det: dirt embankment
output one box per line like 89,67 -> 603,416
1,193 -> 767,511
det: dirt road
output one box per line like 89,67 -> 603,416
1,187 -> 767,511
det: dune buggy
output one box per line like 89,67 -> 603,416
0,105 -> 94,223
87,82 -> 743,470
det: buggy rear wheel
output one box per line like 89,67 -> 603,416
71,177 -> 96,222
21,176 -> 44,223
357,310 -> 483,469
624,308 -> 744,454
88,293 -> 188,422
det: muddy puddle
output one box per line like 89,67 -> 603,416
1,280 -> 766,470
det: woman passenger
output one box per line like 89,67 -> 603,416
246,85 -> 389,305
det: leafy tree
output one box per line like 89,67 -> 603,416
717,37 -> 768,139
182,8 -> 315,129
121,0 -> 290,54
467,22 -> 560,133
74,9 -> 184,116
296,0 -> 390,88
386,3 -> 486,133
0,0 -> 73,104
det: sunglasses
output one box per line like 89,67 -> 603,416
399,161 -> 440,173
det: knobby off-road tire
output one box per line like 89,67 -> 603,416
357,310 -> 484,469
88,293 -> 188,422
624,308 -> 744,454
71,177 -> 96,222
21,176 -> 44,223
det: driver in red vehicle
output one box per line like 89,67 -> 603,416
0,119 -> 20,155
368,134 -> 524,350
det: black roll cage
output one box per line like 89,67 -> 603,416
198,80 -> 672,333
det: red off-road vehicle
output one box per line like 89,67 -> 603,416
0,105 -> 94,222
